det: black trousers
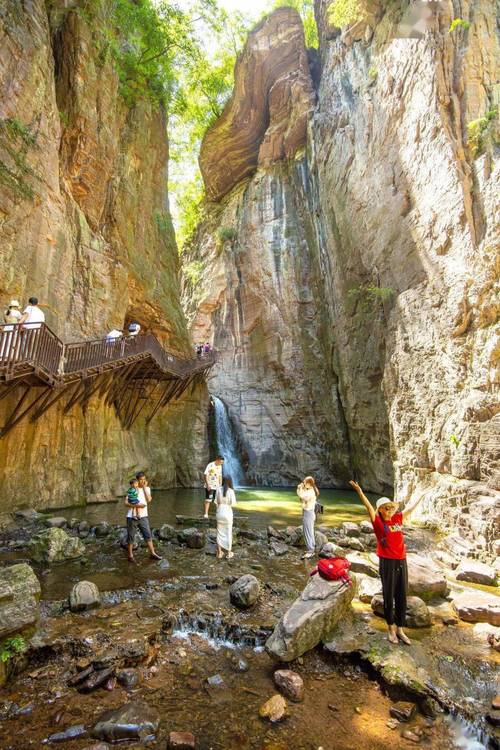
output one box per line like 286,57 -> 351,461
379,557 -> 408,627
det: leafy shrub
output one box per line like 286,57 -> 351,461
327,0 -> 361,28
449,18 -> 470,33
347,283 -> 394,314
467,107 -> 498,158
183,260 -> 204,286
449,434 -> 460,447
0,117 -> 39,200
217,226 -> 238,243
0,636 -> 27,663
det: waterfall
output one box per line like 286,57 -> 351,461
212,395 -> 245,487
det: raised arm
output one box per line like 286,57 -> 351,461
402,491 -> 426,520
349,480 -> 376,523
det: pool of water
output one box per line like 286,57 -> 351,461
52,486 -> 369,529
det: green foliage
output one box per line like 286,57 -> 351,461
449,18 -> 470,33
0,636 -> 27,663
449,434 -> 460,448
347,283 -> 394,314
171,174 -> 204,251
218,226 -> 238,243
327,0 -> 361,29
368,65 -> 377,80
467,107 -> 498,158
183,260 -> 204,286
0,117 -> 40,200
273,0 -> 318,47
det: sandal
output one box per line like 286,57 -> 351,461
396,630 -> 412,645
227,551 -> 234,559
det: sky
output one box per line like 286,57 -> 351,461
175,0 -> 270,20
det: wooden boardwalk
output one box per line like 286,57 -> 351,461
0,324 -> 215,437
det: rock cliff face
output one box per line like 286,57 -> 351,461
0,0 -> 208,512
184,0 -> 499,550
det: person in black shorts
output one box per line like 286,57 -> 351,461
125,471 -> 161,564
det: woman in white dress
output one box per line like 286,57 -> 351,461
297,476 -> 320,559
216,476 -> 236,559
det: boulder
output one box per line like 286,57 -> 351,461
347,553 -> 378,577
168,731 -> 196,748
357,574 -> 382,603
274,669 -> 304,702
44,516 -> 68,528
269,540 -> 288,556
29,527 -> 85,563
389,701 -> 416,722
14,508 -> 42,522
371,594 -> 431,628
406,554 -> 447,600
360,520 -> 374,534
266,573 -> 356,661
0,563 -> 40,639
229,574 -> 261,608
259,694 -> 287,722
158,524 -> 176,541
93,522 -> 111,537
455,559 -> 497,587
341,522 -> 360,537
177,528 -> 205,549
69,581 -> 100,613
116,669 -> 141,689
319,542 -> 346,559
452,592 -> 500,626
92,701 -> 159,742
314,531 -> 329,551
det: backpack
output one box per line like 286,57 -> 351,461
310,557 -> 352,586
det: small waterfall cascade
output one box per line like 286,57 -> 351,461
211,395 -> 245,487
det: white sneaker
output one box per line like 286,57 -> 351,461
301,551 -> 314,559
203,514 -> 209,519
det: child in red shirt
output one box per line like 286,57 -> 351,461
350,480 -> 425,645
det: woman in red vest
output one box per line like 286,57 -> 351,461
349,480 -> 425,645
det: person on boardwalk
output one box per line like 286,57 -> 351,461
203,455 -> 224,518
19,297 -> 45,328
297,476 -> 320,559
349,480 -> 425,645
1,300 -> 21,359
216,475 -> 236,559
125,471 -> 162,564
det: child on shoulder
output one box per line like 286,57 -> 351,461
349,480 -> 425,645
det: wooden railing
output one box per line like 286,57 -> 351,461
0,323 -> 215,383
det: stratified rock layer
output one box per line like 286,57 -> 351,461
0,0 -> 209,511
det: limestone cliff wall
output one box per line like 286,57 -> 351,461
0,0 -> 208,512
185,1 -> 499,551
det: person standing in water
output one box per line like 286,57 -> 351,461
203,455 -> 224,518
125,471 -> 162,563
297,476 -> 320,559
216,475 -> 236,559
349,480 -> 425,645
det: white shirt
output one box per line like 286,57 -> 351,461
297,485 -> 317,512
127,486 -> 150,519
217,487 -> 236,507
4,308 -> 21,327
204,461 -> 222,490
106,329 -> 122,341
23,305 -> 45,329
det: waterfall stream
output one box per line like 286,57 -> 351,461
212,395 -> 245,487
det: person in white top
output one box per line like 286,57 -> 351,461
1,300 -> 22,359
19,297 -> 45,329
297,475 -> 320,559
124,471 -> 162,564
203,455 -> 224,518
216,475 -> 237,559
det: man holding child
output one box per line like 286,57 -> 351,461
124,471 -> 162,564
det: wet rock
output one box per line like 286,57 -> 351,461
428,601 -> 458,625
168,731 -> 196,748
406,554 -> 447,600
273,669 -> 304,702
15,508 -> 42,522
266,572 -> 356,661
158,524 -> 176,541
360,520 -> 374,534
207,673 -> 224,687
69,581 -> 100,612
371,594 -> 431,628
455,559 -> 497,586
93,522 -> 111,537
389,701 -> 416,722
486,710 -> 500,726
341,522 -> 360,537
401,728 -> 422,742
47,724 -> 87,743
29,527 -> 85,563
232,657 -> 249,673
79,667 -> 115,693
116,668 -> 141,689
91,701 -> 159,742
78,521 -> 90,538
319,542 -> 346,559
346,553 -> 378,577
269,540 -> 288,556
44,516 -> 68,528
68,665 -> 94,687
178,528 -> 205,549
0,563 -> 40,639
259,694 -> 287,722
357,574 -> 382,603
229,574 -> 261,608
452,591 -> 500,626
267,525 -> 280,538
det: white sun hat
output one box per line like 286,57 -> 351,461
376,496 -> 399,511
9,300 -> 20,307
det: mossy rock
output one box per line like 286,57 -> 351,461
29,528 -> 85,563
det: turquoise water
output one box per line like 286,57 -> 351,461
57,486 -> 369,528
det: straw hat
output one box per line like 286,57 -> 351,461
9,300 -> 20,307
376,496 -> 399,511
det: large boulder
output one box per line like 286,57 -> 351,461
177,528 -> 205,549
455,559 -> 497,587
406,554 -> 447,600
357,573 -> 382,603
0,563 -> 40,639
266,574 -> 356,661
452,592 -> 500,626
347,553 -> 378,577
371,594 -> 431,628
44,516 -> 68,528
158,524 -> 176,541
319,542 -> 346,559
29,527 -> 85,563
69,581 -> 101,613
229,574 -> 261,608
92,701 -> 159,742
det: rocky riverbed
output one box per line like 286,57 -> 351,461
0,506 -> 498,749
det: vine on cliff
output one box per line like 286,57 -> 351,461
0,117 -> 40,201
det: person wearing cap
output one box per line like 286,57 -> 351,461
1,300 -> 22,359
127,322 -> 141,337
349,480 -> 426,645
